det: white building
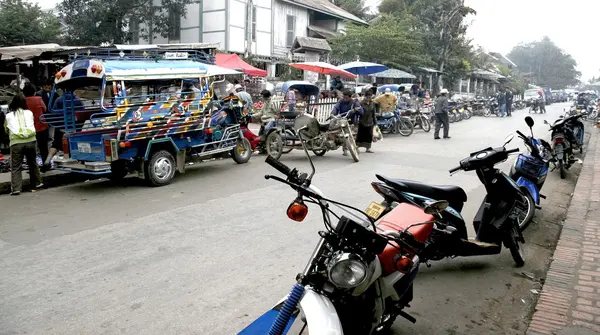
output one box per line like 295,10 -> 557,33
134,0 -> 366,77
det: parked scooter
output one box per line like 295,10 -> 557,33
370,135 -> 526,267
376,108 -> 414,136
509,116 -> 552,230
544,112 -> 585,179
239,132 -> 427,334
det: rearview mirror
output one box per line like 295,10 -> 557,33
503,134 -> 514,146
525,116 -> 534,128
424,200 -> 449,215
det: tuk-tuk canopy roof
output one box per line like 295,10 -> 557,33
281,81 -> 320,96
54,59 -> 210,83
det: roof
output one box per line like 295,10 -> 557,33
372,68 -> 416,79
215,53 -> 267,77
0,44 -> 81,60
280,0 -> 368,25
489,52 -> 517,68
417,67 -> 442,74
292,37 -> 332,53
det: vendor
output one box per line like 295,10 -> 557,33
374,88 -> 398,113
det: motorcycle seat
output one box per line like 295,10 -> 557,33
319,123 -> 330,132
376,174 -> 467,211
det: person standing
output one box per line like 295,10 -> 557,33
23,83 -> 50,165
373,88 -> 398,113
497,90 -> 506,117
538,90 -> 547,113
285,87 -> 296,114
332,90 -> 363,156
3,93 -> 43,195
433,88 -> 450,139
505,88 -> 513,117
234,84 -> 253,113
357,90 -> 377,153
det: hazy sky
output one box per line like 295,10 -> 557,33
366,0 -> 599,81
31,0 -> 599,80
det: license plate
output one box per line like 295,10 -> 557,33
77,142 -> 91,153
366,202 -> 386,220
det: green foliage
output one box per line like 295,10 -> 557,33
507,36 -> 581,89
330,14 -> 432,70
330,0 -> 370,20
0,0 -> 62,46
58,0 -> 193,45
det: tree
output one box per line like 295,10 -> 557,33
0,0 -> 62,46
330,0 -> 371,20
59,0 -> 193,45
507,37 -> 581,89
330,14 -> 432,70
408,0 -> 476,92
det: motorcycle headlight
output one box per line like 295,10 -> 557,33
327,252 -> 368,289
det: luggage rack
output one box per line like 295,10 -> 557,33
68,48 -> 215,64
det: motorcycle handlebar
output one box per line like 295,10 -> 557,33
506,148 -> 520,154
449,165 -> 462,174
516,130 -> 527,139
265,156 -> 293,179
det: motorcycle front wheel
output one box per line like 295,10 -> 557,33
420,116 -> 431,132
504,225 -> 525,267
397,119 -> 414,137
344,129 -> 360,162
266,131 -> 284,160
516,192 -> 535,231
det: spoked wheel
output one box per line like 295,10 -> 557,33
448,113 -> 456,123
483,108 -> 491,117
397,119 -> 414,137
265,131 -> 284,160
420,116 -> 431,132
390,119 -> 398,134
516,192 -> 535,231
232,137 -> 252,164
505,225 -> 525,267
345,130 -> 360,162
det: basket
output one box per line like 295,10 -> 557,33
515,154 -> 545,180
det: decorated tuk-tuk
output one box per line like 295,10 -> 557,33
44,49 -> 252,186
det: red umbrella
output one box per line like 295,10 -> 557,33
215,53 -> 268,77
289,62 -> 357,79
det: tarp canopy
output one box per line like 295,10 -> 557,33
215,53 -> 267,77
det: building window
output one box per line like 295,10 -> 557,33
252,6 -> 257,42
168,9 -> 181,41
286,15 -> 295,48
129,16 -> 139,44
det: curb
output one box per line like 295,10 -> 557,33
526,127 -> 600,335
0,171 -> 92,195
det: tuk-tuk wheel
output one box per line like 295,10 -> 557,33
232,137 -> 252,164
145,150 -> 176,186
313,149 -> 327,156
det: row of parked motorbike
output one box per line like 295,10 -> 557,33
238,109 -> 589,335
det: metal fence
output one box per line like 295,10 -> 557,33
271,96 -> 338,123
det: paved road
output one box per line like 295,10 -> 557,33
0,103 -> 582,334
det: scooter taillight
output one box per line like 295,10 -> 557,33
553,137 -> 565,144
371,182 -> 400,201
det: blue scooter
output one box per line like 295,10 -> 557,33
376,108 -> 414,136
509,116 -> 552,230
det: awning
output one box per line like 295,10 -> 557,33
215,53 -> 267,77
307,25 -> 338,39
0,44 -> 81,60
372,68 -> 416,79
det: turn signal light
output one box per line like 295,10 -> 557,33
287,200 -> 308,222
119,141 -> 132,148
394,255 -> 414,274
91,64 -> 103,74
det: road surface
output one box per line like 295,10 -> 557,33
0,103 -> 582,334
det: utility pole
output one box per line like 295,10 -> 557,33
245,0 -> 253,58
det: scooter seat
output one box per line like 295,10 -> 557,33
319,123 -> 330,132
376,174 -> 468,211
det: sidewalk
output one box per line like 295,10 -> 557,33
527,128 -> 600,335
0,169 -> 90,195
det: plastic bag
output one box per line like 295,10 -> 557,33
373,125 -> 383,142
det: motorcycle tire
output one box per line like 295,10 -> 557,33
483,108 -> 491,117
397,119 -> 414,137
559,160 -> 566,179
420,116 -> 431,132
313,149 -> 327,156
345,133 -> 360,162
504,225 -> 525,267
464,110 -> 472,119
448,113 -> 455,123
516,192 -> 535,231
265,131 -> 284,160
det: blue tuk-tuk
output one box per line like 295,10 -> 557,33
44,49 -> 252,187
